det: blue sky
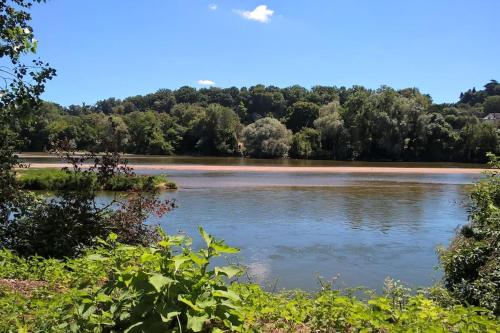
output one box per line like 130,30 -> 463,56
31,0 -> 500,106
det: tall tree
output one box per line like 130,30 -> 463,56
0,0 -> 55,224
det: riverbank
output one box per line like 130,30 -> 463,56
24,163 -> 488,174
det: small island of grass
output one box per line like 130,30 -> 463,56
16,168 -> 177,191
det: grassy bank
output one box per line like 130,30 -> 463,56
16,168 -> 177,191
0,230 -> 498,333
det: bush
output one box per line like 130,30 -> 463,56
1,150 -> 174,258
242,117 -> 292,158
0,231 -> 499,333
440,153 -> 500,314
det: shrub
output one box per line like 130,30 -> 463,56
242,117 -> 292,158
1,149 -> 173,258
1,232 -> 499,333
440,153 -> 500,314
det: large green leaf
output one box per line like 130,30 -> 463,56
187,312 -> 209,332
212,289 -> 241,302
215,266 -> 242,279
148,274 -> 174,292
172,255 -> 191,271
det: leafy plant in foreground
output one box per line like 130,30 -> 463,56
73,228 -> 244,332
1,231 -> 499,332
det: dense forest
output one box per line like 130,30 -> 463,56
24,80 -> 500,162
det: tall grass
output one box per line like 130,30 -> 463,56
17,168 -> 176,191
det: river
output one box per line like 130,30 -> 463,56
22,154 -> 481,291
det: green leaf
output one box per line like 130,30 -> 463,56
212,242 -> 239,254
212,289 -> 241,302
172,255 -> 191,271
190,252 -> 208,266
187,312 -> 209,332
215,265 -> 243,278
95,293 -> 112,303
140,252 -> 156,263
199,226 -> 212,247
160,311 -> 181,323
148,274 -> 174,292
178,296 -> 202,312
196,298 -> 217,309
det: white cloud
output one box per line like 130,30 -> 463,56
237,5 -> 274,23
197,79 -> 215,86
208,4 -> 217,11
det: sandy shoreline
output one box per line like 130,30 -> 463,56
23,163 -> 488,174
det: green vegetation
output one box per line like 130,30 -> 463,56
0,1 -> 499,332
1,230 -> 499,332
439,153 -> 500,314
21,80 -> 500,162
241,117 -> 292,158
17,168 -> 176,191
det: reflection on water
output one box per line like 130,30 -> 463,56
123,170 -> 475,291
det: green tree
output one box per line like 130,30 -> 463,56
242,117 -> 292,158
421,113 -> 458,161
125,111 -> 173,154
196,104 -> 241,155
285,101 -> 320,133
170,103 -> 207,153
247,85 -> 287,120
290,127 -> 320,159
0,0 -> 56,225
483,95 -> 500,115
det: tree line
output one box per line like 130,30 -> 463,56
23,80 -> 500,162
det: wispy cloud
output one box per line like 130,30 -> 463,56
236,5 -> 274,23
197,79 -> 215,86
208,4 -> 217,11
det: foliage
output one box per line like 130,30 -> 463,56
16,168 -> 176,191
290,128 -> 320,159
20,80 -> 500,162
1,233 -> 499,333
0,0 -> 55,230
285,101 -> 320,133
483,95 -> 500,115
242,117 -> 292,158
70,228 -> 245,332
439,153 -> 500,314
313,102 -> 350,159
239,283 -> 499,332
1,148 -> 174,258
459,80 -> 500,106
196,104 -> 242,156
